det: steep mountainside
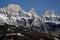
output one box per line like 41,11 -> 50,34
0,4 -> 60,40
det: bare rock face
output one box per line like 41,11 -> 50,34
42,10 -> 57,17
0,8 -> 6,13
6,4 -> 22,13
0,4 -> 30,25
0,8 -> 3,13
0,4 -> 22,13
28,8 -> 39,18
32,18 -> 42,27
41,10 -> 60,22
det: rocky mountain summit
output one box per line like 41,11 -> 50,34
0,4 -> 60,40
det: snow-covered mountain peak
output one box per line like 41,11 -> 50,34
28,8 -> 39,18
0,7 -> 6,13
6,4 -> 23,13
0,4 -> 60,25
41,10 -> 60,23
43,10 -> 57,17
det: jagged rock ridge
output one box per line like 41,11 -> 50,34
0,4 -> 60,40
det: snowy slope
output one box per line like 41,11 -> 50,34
28,8 -> 39,18
0,4 -> 60,37
0,4 -> 60,26
42,10 -> 60,23
0,4 -> 34,26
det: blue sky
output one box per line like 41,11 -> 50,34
0,0 -> 60,15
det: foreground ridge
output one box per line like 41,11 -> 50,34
0,23 -> 60,40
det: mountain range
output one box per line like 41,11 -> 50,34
0,4 -> 60,39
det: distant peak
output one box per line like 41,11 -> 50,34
30,8 -> 35,11
46,10 -> 54,13
6,4 -> 23,13
28,8 -> 35,12
43,10 -> 56,16
45,10 -> 55,14
42,10 -> 58,18
28,8 -> 39,17
7,4 -> 20,8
